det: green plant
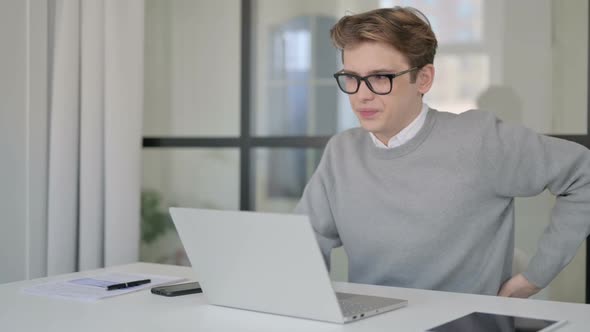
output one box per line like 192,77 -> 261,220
141,189 -> 175,244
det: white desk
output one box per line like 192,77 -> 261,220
0,262 -> 588,331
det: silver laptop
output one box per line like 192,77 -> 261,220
169,207 -> 407,323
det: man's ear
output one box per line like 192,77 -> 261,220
416,64 -> 435,95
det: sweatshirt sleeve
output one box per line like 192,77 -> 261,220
293,140 -> 342,269
483,112 -> 590,288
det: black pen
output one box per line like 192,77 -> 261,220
106,279 -> 151,291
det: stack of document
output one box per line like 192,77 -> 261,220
22,272 -> 185,302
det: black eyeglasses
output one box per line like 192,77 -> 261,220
333,67 -> 418,95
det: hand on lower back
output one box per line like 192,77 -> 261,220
498,273 -> 541,298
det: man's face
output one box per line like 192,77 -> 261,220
342,41 -> 429,142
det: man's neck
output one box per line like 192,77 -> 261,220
374,102 -> 424,145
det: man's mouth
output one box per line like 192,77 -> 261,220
358,109 -> 379,119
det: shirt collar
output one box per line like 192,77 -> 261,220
370,103 -> 430,149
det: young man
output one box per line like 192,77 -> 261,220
295,7 -> 590,297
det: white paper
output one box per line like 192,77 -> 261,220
22,272 -> 185,302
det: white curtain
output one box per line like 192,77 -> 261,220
47,0 -> 144,275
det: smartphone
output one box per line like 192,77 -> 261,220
151,282 -> 202,297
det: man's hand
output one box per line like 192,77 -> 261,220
498,273 -> 541,298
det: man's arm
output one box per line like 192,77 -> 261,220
294,145 -> 342,269
483,112 -> 590,296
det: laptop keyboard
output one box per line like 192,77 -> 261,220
339,300 -> 380,316
337,293 -> 398,316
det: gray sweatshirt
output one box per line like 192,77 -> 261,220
294,109 -> 590,295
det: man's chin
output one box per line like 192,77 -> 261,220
358,121 -> 381,133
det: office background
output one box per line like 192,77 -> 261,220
2,0 -> 589,304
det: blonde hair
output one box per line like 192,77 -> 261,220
331,7 -> 437,79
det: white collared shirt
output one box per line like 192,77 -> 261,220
369,103 -> 429,149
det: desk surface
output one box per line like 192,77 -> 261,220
0,262 -> 588,331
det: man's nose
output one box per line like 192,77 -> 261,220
357,79 -> 375,100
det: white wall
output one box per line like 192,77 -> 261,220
0,0 -> 48,283
551,0 -> 588,134
496,0 -> 587,134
